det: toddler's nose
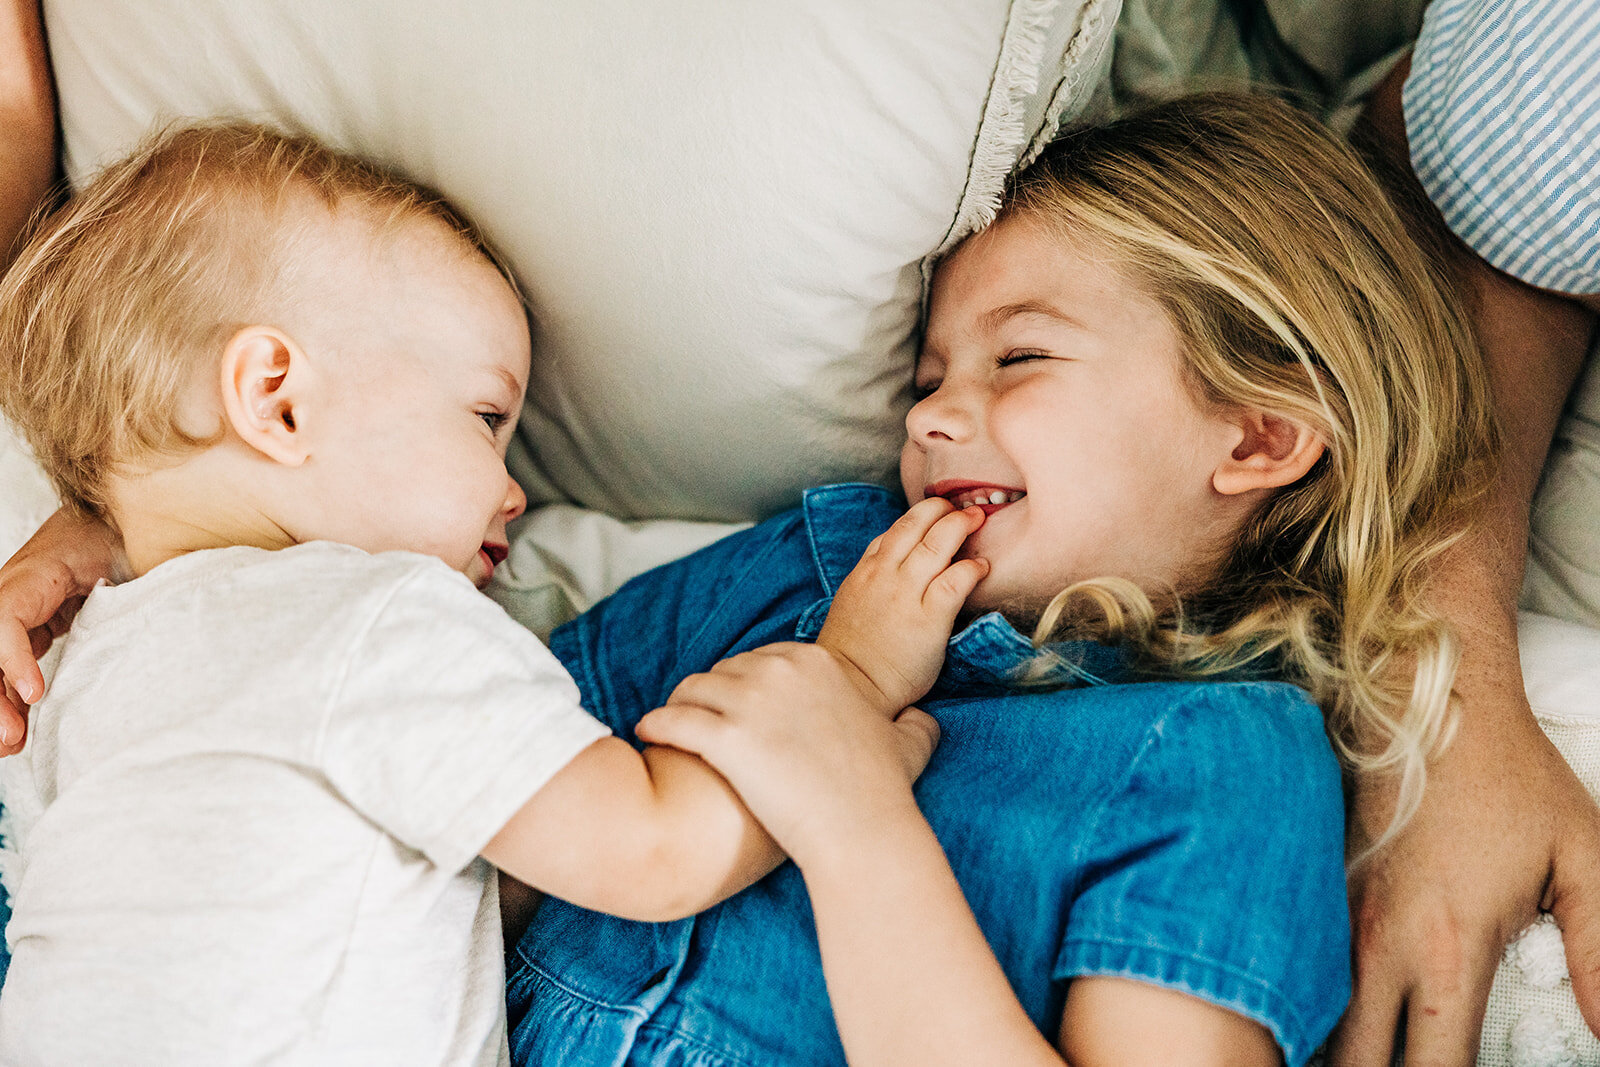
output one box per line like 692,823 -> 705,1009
503,477 -> 527,522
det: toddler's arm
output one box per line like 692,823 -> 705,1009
481,498 -> 986,922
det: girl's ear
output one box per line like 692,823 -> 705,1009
218,326 -> 312,467
1212,409 -> 1325,496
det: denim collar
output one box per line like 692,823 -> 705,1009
793,484 -> 1123,693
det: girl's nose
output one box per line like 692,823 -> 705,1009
503,477 -> 527,522
905,384 -> 975,444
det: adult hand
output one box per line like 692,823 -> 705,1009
0,507 -> 124,753
1332,704 -> 1600,1066
1339,44 -> 1600,1064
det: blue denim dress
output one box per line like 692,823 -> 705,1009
507,484 -> 1350,1066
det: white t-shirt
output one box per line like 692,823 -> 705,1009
0,542 -> 611,1066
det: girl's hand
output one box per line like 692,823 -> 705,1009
636,643 -> 940,865
816,496 -> 986,714
0,507 -> 126,753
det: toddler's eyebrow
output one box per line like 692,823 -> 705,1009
491,366 -> 526,403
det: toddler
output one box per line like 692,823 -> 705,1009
0,124 -> 976,1065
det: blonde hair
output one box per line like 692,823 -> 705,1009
0,122 -> 511,520
1005,93 -> 1498,857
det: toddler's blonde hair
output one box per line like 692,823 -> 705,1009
0,122 -> 510,520
1009,93 -> 1498,857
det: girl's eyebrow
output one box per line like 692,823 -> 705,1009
981,300 -> 1086,333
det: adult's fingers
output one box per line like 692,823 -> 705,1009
0,683 -> 27,752
1548,833 -> 1600,1040
1327,963 -> 1407,1067
0,615 -> 46,708
1400,955 -> 1495,1067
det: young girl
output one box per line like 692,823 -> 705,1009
497,91 -> 1492,1066
0,92 -> 1494,1065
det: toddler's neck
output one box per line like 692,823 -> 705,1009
109,448 -> 299,578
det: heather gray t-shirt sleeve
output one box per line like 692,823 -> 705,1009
318,560 -> 611,874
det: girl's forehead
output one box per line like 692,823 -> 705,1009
926,219 -> 1158,342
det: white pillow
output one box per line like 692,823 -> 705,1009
43,0 -> 1116,523
0,418 -> 56,570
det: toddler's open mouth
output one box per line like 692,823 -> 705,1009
481,542 -> 509,567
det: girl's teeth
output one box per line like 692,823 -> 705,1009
955,488 -> 1024,507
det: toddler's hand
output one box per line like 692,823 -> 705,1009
0,508 -> 125,754
638,643 -> 940,865
817,497 -> 986,715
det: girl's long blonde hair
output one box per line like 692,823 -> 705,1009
1008,93 -> 1498,857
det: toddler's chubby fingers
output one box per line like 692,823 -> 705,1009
665,670 -> 744,714
666,652 -> 809,718
635,702 -> 728,760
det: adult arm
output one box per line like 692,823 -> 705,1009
1333,53 -> 1600,1066
0,0 -> 55,266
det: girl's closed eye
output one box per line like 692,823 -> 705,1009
995,350 -> 1050,368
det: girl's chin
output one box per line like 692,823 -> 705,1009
960,573 -> 1052,632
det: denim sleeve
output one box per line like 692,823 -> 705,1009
546,509 -> 819,739
1055,681 -> 1350,1067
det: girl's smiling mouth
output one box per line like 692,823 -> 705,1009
926,480 -> 1026,515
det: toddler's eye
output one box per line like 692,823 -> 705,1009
912,381 -> 939,401
478,410 -> 509,433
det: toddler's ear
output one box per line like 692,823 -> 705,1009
1212,409 -> 1325,496
218,327 -> 311,467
